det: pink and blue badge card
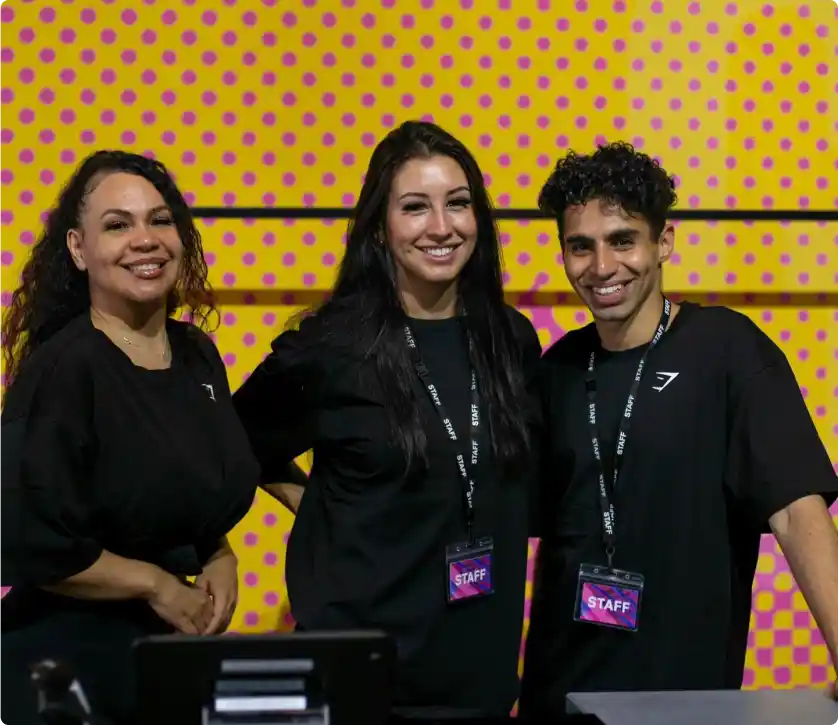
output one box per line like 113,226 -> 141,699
446,536 -> 494,603
574,563 -> 644,631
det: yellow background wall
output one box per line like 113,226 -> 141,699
1,0 -> 836,692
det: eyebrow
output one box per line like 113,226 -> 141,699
565,227 -> 640,245
397,186 -> 471,202
100,205 -> 171,220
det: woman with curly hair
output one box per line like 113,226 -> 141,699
1,150 -> 259,725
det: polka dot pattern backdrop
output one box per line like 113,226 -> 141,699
1,0 -> 836,695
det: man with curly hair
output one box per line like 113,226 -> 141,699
519,142 -> 838,720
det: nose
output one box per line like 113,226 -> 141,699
592,241 -> 619,279
426,206 -> 454,240
129,223 -> 160,250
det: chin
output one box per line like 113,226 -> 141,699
584,297 -> 636,322
591,307 -> 633,323
413,265 -> 463,286
124,294 -> 172,309
125,283 -> 177,306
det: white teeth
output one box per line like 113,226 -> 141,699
423,247 -> 454,257
131,263 -> 162,272
594,284 -> 623,295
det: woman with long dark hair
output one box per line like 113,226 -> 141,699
1,150 -> 259,725
233,121 -> 543,719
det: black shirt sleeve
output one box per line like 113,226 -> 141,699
533,326 -> 597,539
531,358 -> 557,540
506,308 -> 547,538
724,316 -> 838,529
1,350 -> 103,587
188,325 -> 235,400
517,314 -> 544,398
186,326 -> 261,564
232,323 -> 319,485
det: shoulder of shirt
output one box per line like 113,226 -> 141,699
504,304 -> 533,331
168,319 -> 232,383
503,305 -> 541,349
170,319 -> 221,357
22,314 -> 99,376
661,303 -> 793,390
266,314 -> 318,361
541,322 -> 597,366
677,302 -> 786,368
3,316 -> 97,415
253,313 -> 341,384
270,311 -> 362,363
681,302 -> 756,332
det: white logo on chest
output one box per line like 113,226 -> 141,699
651,372 -> 679,392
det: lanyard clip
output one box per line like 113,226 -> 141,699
606,546 -> 615,569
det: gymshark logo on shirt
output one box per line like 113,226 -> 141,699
202,383 -> 216,402
651,372 -> 679,392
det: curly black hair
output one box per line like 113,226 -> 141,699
2,149 -> 217,386
538,141 -> 678,240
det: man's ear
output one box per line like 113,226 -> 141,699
658,223 -> 675,265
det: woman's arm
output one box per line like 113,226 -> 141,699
262,461 -> 309,514
41,550 -> 163,600
233,328 -> 318,507
263,483 -> 305,514
42,551 -> 214,634
2,353 -> 108,588
2,351 -> 213,633
195,536 -> 239,634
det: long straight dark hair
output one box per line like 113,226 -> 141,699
296,121 -> 530,468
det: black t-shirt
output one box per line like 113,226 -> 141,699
1,314 -> 260,630
232,307 -> 543,718
520,302 -> 838,718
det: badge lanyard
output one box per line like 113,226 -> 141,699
404,324 -> 479,545
585,298 -> 671,568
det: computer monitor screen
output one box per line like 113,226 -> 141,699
133,629 -> 395,725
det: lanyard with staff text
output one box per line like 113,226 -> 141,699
404,324 -> 479,545
586,298 -> 671,568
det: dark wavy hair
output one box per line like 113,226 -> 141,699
538,141 -> 678,240
296,120 -> 530,468
2,149 -> 216,386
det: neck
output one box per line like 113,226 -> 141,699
90,299 -> 168,342
596,293 -> 676,351
399,277 -> 459,320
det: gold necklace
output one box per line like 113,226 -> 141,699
90,311 -> 172,364
121,333 -> 172,363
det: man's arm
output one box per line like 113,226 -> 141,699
770,495 -> 838,671
722,316 -> 838,696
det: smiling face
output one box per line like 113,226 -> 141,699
66,171 -> 184,315
385,154 -> 478,303
562,200 -> 674,324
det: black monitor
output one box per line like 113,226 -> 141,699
132,629 -> 395,725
